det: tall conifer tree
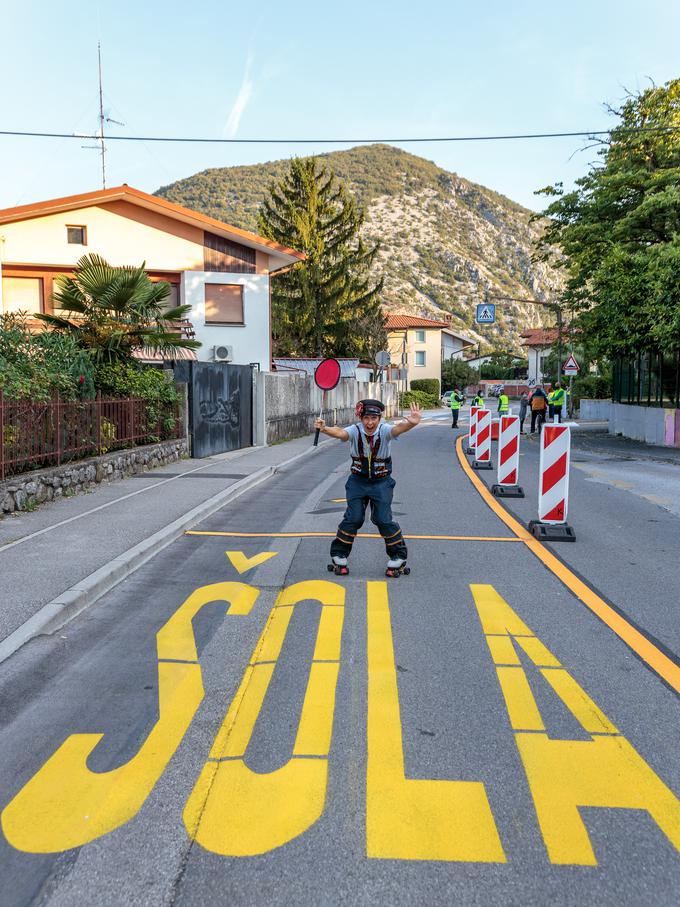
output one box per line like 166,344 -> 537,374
258,157 -> 384,357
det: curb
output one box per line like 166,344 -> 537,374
0,441 -> 326,665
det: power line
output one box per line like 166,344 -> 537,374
0,126 -> 678,145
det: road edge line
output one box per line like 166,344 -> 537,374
455,434 -> 680,694
0,443 -> 325,665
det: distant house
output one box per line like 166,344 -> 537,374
273,358 -> 362,378
385,314 -> 475,388
520,328 -> 558,385
0,185 -> 304,369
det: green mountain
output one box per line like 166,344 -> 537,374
155,144 -> 560,350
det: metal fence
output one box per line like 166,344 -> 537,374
613,351 -> 680,408
0,391 -> 182,480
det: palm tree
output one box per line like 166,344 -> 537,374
38,254 -> 200,364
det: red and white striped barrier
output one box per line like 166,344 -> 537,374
492,415 -> 524,497
472,409 -> 493,470
529,423 -> 575,541
465,405 -> 480,454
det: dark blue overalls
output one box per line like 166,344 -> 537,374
330,428 -> 407,561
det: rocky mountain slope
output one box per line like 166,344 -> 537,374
156,144 -> 561,350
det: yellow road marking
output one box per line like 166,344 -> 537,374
184,580 -> 344,856
225,550 -> 278,573
366,581 -> 506,862
1,582 -> 259,854
496,667 -> 545,731
539,669 -> 618,735
456,435 -> 680,694
187,530 -> 521,542
485,634 -> 521,666
471,584 -> 680,865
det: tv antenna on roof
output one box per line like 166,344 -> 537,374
81,43 -> 124,188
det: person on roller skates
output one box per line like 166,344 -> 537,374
314,398 -> 421,577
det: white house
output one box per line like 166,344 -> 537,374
520,328 -> 558,385
0,184 -> 304,369
385,314 -> 475,389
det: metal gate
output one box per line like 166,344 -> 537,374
176,362 -> 253,457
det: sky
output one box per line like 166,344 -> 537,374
0,0 -> 678,213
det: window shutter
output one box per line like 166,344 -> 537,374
204,284 -> 244,324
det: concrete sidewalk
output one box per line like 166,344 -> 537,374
523,422 -> 680,465
0,434 -> 334,659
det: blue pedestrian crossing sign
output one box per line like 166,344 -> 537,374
475,304 -> 496,324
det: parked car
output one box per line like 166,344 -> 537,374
441,390 -> 453,406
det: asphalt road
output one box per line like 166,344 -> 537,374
1,415 -> 679,905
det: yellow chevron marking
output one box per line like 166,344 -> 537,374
225,551 -> 278,574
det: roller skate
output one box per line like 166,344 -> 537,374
385,557 -> 410,578
327,556 -> 349,576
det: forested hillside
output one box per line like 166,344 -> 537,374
156,144 -> 561,348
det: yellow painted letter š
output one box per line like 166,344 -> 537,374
2,582 -> 259,853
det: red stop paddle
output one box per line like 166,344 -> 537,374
313,358 -> 342,446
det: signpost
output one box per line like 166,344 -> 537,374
562,354 -> 579,418
475,304 -> 496,324
562,354 -> 580,376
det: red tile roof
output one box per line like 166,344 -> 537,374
385,314 -> 452,330
520,328 -> 559,346
0,185 -> 305,262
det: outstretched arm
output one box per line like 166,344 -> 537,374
391,402 -> 422,437
314,418 -> 349,441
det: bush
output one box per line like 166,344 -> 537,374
571,374 -> 611,408
399,390 -> 439,409
0,313 -> 88,401
410,378 -> 440,397
441,359 -> 479,392
94,362 -> 180,441
94,362 -> 178,403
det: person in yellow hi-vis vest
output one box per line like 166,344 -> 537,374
497,387 -> 509,416
551,382 -> 566,422
450,386 -> 465,428
472,390 -> 484,408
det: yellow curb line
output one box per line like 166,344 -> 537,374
185,531 -> 522,542
455,434 -> 680,694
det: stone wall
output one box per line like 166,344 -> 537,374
0,438 -> 188,514
254,374 -> 399,446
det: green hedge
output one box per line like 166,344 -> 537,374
399,390 -> 439,409
94,363 -> 180,441
571,375 -> 611,408
410,378 -> 440,397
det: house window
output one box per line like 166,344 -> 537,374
415,330 -> 425,342
66,225 -> 87,245
415,350 -> 426,366
1,277 -> 43,314
162,283 -> 180,311
204,284 -> 244,324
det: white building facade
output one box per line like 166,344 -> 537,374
0,185 -> 304,369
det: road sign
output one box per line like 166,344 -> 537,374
562,354 -> 580,375
475,304 -> 496,324
376,350 -> 391,367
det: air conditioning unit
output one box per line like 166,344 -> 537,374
212,344 -> 233,362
